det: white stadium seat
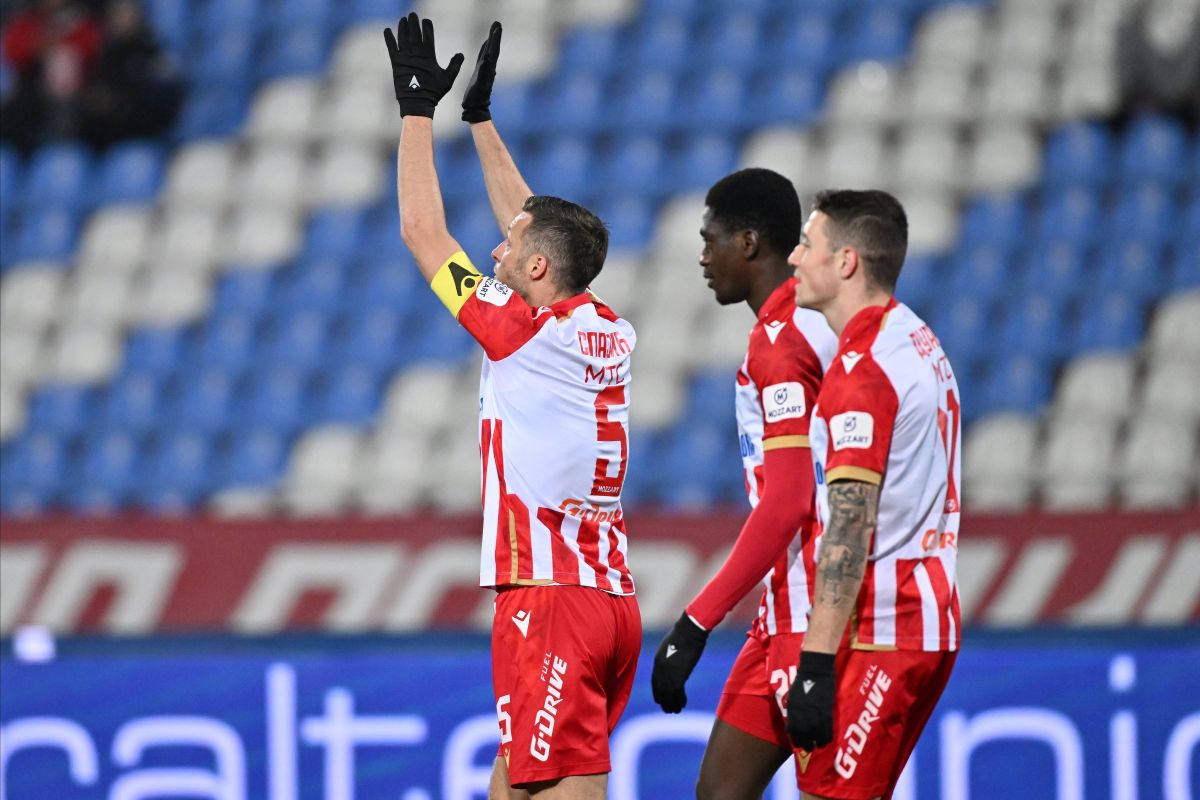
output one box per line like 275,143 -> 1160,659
77,207 -> 152,276
150,209 -> 223,274
1038,419 -> 1118,510
967,123 -> 1041,192
354,431 -> 433,514
221,207 -> 302,267
247,78 -> 320,145
1118,419 -> 1198,509
1054,58 -> 1120,121
132,269 -> 210,326
165,140 -> 237,210
46,324 -> 122,384
236,146 -> 308,210
824,127 -> 889,189
826,64 -> 900,130
378,365 -> 462,437
555,0 -> 637,25
913,4 -> 987,69
318,82 -> 394,144
0,329 -> 45,391
1147,291 -> 1200,362
426,424 -> 485,512
963,413 -> 1038,511
1052,352 -> 1136,423
1,265 -> 64,334
990,7 -> 1060,68
979,64 -> 1052,123
896,189 -> 959,254
310,144 -> 385,207
892,124 -> 964,193
1139,359 -> 1200,421
58,270 -> 135,329
0,380 -> 27,442
901,68 -> 976,127
739,128 -> 822,199
332,26 -> 394,89
282,426 -> 364,516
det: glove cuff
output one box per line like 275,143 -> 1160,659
800,651 -> 836,674
399,100 -> 436,118
462,107 -> 491,123
674,611 -> 709,643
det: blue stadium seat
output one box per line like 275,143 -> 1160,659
695,14 -> 762,71
629,17 -> 691,71
960,192 -> 1027,246
1109,182 -> 1178,242
615,70 -> 677,134
1042,122 -> 1114,188
1002,295 -> 1071,359
258,311 -> 330,369
596,196 -> 655,251
95,141 -> 166,206
934,297 -> 991,366
1118,115 -> 1188,186
1167,240 -> 1199,290
122,327 -> 187,374
526,136 -> 594,201
592,135 -> 663,198
267,0 -> 337,30
1022,237 -> 1088,303
73,431 -> 142,507
559,26 -> 623,74
0,433 -> 65,511
677,68 -> 747,132
686,371 -> 733,420
745,67 -> 823,126
216,427 -> 289,487
174,88 -> 247,140
0,145 -> 20,218
1097,240 -> 1166,302
1075,293 -> 1146,352
450,203 -> 503,266
212,269 -> 278,319
304,208 -> 367,260
348,0 -> 405,24
342,257 -> 424,314
665,134 -> 738,194
25,144 -> 92,210
540,74 -> 605,134
661,422 -> 736,509
1186,191 -> 1200,239
15,207 -> 80,262
135,431 -> 212,509
984,355 -> 1053,415
329,306 -> 405,369
100,372 -> 165,434
897,252 -> 942,312
1037,187 -> 1100,245
314,365 -> 382,424
195,313 -> 260,371
767,11 -> 836,73
200,0 -> 263,32
241,365 -> 308,430
844,7 -> 912,63
169,369 -> 239,432
405,307 -> 473,362
258,25 -> 329,80
280,258 -> 346,314
195,28 -> 258,85
145,0 -> 189,50
949,241 -> 1016,302
487,83 -> 533,131
27,385 -> 95,436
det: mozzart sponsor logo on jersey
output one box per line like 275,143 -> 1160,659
830,411 -> 874,450
835,664 -> 893,779
475,277 -> 513,306
762,382 -> 806,422
531,652 -> 569,762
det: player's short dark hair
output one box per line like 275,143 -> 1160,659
704,168 -> 802,255
812,189 -> 908,292
520,195 -> 609,294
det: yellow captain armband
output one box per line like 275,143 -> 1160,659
431,251 -> 483,318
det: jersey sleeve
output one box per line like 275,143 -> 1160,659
750,338 -> 824,450
820,359 -> 899,485
431,251 -> 544,361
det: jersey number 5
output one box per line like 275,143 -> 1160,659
936,389 -> 960,513
591,385 -> 628,497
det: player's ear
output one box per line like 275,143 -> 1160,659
839,246 -> 859,280
528,253 -> 550,281
739,229 -> 760,259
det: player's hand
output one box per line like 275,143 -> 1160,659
786,651 -> 836,751
650,612 -> 709,713
462,20 -> 502,123
383,12 -> 465,118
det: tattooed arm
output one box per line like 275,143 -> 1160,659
802,480 -> 879,654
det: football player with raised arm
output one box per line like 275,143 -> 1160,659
385,15 -> 641,800
649,168 -> 837,799
786,190 -> 961,800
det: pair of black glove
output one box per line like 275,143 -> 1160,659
383,13 -> 501,121
651,613 -> 837,751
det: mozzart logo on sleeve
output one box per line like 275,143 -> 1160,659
830,411 -> 874,450
476,277 -> 513,307
762,382 -> 806,422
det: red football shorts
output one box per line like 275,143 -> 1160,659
794,647 -> 957,800
492,584 -> 641,787
715,630 -> 806,750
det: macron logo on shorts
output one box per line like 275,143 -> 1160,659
512,610 -> 530,638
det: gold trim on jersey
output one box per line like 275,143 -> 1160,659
511,578 -> 555,586
762,434 -> 811,451
431,250 -> 482,318
826,465 -> 882,485
850,611 -> 898,651
508,508 -> 520,583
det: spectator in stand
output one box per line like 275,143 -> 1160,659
81,0 -> 182,149
0,0 -> 101,152
1116,0 -> 1200,124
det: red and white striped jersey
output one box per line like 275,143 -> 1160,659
809,298 -> 962,651
432,252 -> 636,594
736,278 -> 837,635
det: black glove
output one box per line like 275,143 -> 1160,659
462,20 -> 502,123
383,12 -> 465,118
786,651 -> 837,751
650,612 -> 709,713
